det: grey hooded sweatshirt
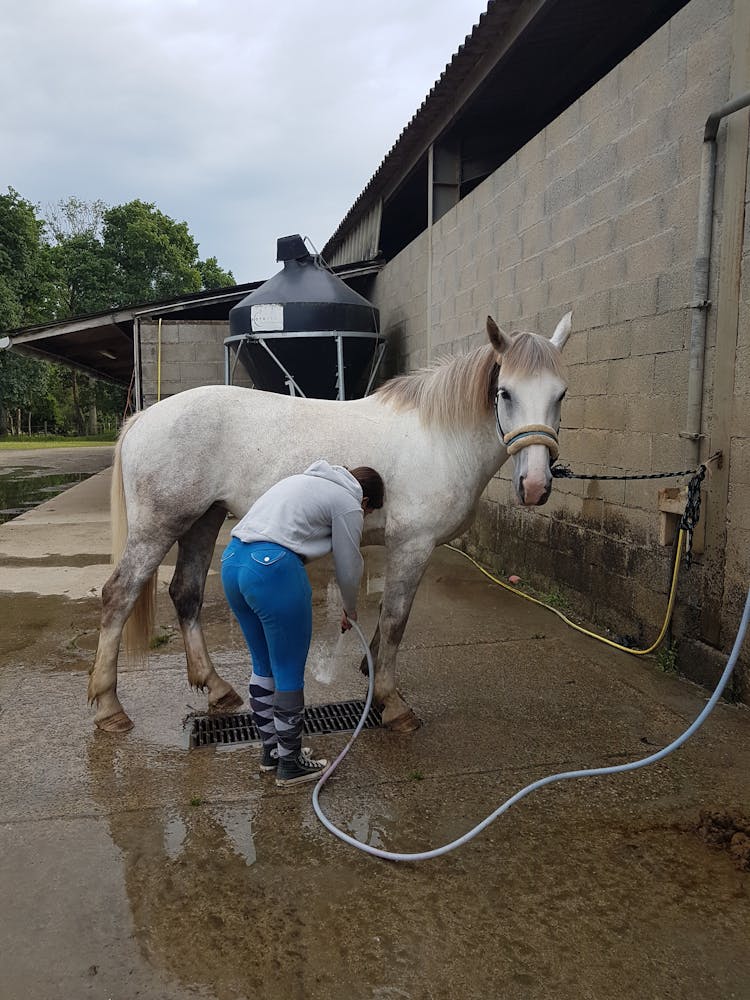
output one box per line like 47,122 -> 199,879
230,460 -> 365,613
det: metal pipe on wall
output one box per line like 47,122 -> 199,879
683,90 -> 750,464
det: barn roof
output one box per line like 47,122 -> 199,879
322,0 -> 690,264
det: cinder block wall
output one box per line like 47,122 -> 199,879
140,320 -> 252,405
372,0 -> 750,698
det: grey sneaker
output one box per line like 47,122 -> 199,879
260,745 -> 312,773
275,748 -> 329,787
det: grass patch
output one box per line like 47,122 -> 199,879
540,588 -> 570,613
0,436 -> 116,450
656,640 -> 678,674
149,626 -> 176,650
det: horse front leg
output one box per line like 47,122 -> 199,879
169,505 -> 243,712
375,540 -> 434,732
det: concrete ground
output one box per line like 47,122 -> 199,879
1,448 -> 749,1000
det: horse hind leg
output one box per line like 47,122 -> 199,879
88,534 -> 173,732
169,504 -> 243,712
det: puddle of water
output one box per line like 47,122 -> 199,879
0,467 -> 89,524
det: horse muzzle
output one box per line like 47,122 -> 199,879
503,424 -> 559,507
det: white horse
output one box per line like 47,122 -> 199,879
88,313 -> 571,733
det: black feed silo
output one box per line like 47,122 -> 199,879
226,236 -> 384,400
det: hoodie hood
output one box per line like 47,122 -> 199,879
303,460 -> 362,502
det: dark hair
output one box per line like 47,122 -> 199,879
349,466 -> 385,509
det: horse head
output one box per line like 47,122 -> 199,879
487,312 -> 571,506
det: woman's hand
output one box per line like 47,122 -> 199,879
341,609 -> 357,632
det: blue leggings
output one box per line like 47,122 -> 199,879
220,537 -> 312,691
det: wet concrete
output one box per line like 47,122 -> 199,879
1,452 -> 749,1000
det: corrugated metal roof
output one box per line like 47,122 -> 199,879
322,0 -> 692,263
322,0 -> 526,259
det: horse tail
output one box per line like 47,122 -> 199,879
111,412 -> 157,660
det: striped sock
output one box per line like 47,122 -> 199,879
249,672 -> 276,749
273,689 -> 304,758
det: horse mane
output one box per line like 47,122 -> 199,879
375,332 -> 565,428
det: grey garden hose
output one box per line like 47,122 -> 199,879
312,594 -> 750,862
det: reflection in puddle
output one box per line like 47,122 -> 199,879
0,466 -> 89,523
163,814 -> 187,859
343,811 -> 389,850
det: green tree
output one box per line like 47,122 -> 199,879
1,192 -> 231,436
48,232 -> 113,318
102,199 -> 203,304
0,188 -> 57,433
0,187 -> 55,329
198,255 -> 235,290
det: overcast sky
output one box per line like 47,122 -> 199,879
1,0 -> 487,282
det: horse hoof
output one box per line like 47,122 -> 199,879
384,709 -> 421,733
209,688 -> 244,712
95,710 -> 134,733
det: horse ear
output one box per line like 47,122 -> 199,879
487,316 -> 512,355
550,311 -> 572,350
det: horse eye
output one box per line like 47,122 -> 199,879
557,390 -> 567,404
499,388 -> 511,402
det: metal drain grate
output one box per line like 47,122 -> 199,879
189,699 -> 382,748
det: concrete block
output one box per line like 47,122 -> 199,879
556,327 -> 586,365
569,359 -> 609,396
518,284 -> 547,320
625,394 -> 682,434
542,241 -> 575,280
587,323 -> 631,362
624,232 -> 675,284
580,476 -> 627,506
614,196 -> 666,248
585,393 -> 628,431
563,428 -> 612,466
178,362 -> 223,387
624,146 -> 680,206
630,310 -> 688,356
573,290 -> 611,330
622,21 -> 670,87
165,342 -> 198,363
548,196 -> 589,243
650,432 -> 691,472
561,395 -> 585,429
521,218 -> 549,259
514,255 -> 543,291
653,352 -> 687,399
585,175 -> 628,228
176,322 -> 229,345
611,278 -> 658,323
608,354 -> 655,394
546,268 -> 584,311
516,134 -> 545,176
588,99 -> 634,152
545,102 -> 583,153
668,0 -> 731,57
579,62 -> 621,119
544,170 -> 580,215
657,269 -> 691,312
631,55 -> 688,125
577,143 -> 618,196
580,251 -> 627,295
545,129 -> 592,184
574,219 -> 616,266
